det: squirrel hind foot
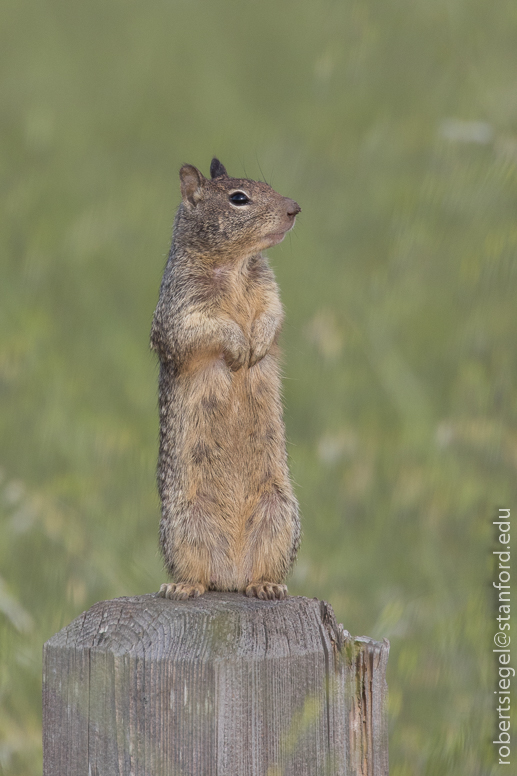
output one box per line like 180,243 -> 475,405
159,582 -> 206,600
245,582 -> 288,601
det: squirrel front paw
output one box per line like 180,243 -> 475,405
222,326 -> 250,371
248,340 -> 270,367
224,343 -> 250,371
248,315 -> 278,367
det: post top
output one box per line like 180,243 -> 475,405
45,593 -> 388,664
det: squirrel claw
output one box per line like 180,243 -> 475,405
224,350 -> 248,372
245,582 -> 288,600
159,582 -> 206,600
248,349 -> 267,368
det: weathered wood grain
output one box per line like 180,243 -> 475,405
43,594 -> 389,775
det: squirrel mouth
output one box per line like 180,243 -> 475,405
265,229 -> 290,247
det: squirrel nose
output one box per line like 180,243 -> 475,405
286,200 -> 301,218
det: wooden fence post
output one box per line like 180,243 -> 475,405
43,593 -> 389,775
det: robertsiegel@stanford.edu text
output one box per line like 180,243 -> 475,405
493,508 -> 512,766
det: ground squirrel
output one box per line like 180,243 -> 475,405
151,158 -> 301,601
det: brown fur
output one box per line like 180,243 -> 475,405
151,158 -> 301,600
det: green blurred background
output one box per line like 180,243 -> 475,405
1,0 -> 516,773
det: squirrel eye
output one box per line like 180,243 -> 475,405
229,191 -> 250,205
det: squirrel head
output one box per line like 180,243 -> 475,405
176,159 -> 301,262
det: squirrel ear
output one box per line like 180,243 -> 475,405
180,164 -> 206,206
210,158 -> 228,179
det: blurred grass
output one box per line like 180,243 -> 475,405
1,0 -> 516,773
